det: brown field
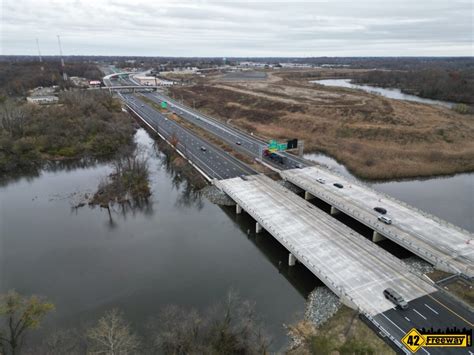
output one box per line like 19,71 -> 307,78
168,69 -> 474,180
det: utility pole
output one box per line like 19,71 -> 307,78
36,38 -> 44,71
57,35 -> 67,81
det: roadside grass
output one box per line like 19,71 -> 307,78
288,306 -> 394,355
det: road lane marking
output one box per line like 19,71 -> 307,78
413,309 -> 427,320
427,293 -> 473,326
404,316 -> 411,322
381,313 -> 406,334
424,304 -> 439,315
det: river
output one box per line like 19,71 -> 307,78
0,129 -> 317,350
311,79 -> 455,108
1,128 -> 472,350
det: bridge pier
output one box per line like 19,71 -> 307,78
288,253 -> 297,266
304,191 -> 314,200
372,231 -> 386,242
330,206 -> 340,215
236,204 -> 242,214
256,222 -> 263,234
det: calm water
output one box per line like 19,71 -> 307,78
304,153 -> 474,232
0,129 -> 317,350
311,79 -> 455,108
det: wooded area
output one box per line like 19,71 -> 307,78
0,91 -> 134,175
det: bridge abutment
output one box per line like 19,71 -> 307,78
304,191 -> 314,200
236,204 -> 242,214
256,222 -> 263,234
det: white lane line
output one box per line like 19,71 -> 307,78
424,304 -> 439,315
380,313 -> 406,334
413,309 -> 427,320
404,316 -> 411,322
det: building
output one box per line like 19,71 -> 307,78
27,95 -> 59,105
134,75 -> 175,87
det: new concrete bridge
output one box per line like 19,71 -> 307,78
281,166 -> 474,279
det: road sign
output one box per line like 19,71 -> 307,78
402,328 -> 426,353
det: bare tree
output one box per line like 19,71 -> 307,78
0,101 -> 28,138
147,290 -> 271,354
86,309 -> 140,355
0,290 -> 55,355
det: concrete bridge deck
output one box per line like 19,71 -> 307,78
216,174 -> 436,316
281,166 -> 474,278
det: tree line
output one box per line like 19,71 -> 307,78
353,68 -> 474,104
0,290 -> 270,355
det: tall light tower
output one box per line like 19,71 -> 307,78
57,35 -> 67,81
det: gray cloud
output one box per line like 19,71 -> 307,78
1,0 -> 472,56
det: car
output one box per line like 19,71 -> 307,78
316,178 -> 326,184
378,215 -> 392,224
333,183 -> 344,189
141,104 -> 144,107
374,207 -> 387,214
200,146 -> 207,152
383,288 -> 408,310
236,141 -> 242,145
296,163 -> 303,168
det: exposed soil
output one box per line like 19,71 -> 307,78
168,69 -> 474,180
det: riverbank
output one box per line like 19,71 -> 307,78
168,69 -> 474,180
0,128 -> 307,351
0,91 -> 135,176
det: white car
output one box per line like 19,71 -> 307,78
316,178 -> 326,184
378,215 -> 392,225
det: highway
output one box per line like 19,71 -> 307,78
120,93 -> 256,180
107,73 -> 473,353
139,91 -> 308,170
373,291 -> 473,354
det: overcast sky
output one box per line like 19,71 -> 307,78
1,0 -> 473,57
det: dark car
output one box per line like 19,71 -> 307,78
383,288 -> 408,310
333,183 -> 344,189
374,207 -> 387,214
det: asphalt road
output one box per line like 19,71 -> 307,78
140,92 -> 309,170
120,93 -> 256,180
374,291 -> 473,354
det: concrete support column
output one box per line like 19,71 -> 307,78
288,253 -> 297,266
372,231 -> 386,242
236,204 -> 242,215
256,222 -> 262,234
330,206 -> 339,215
298,140 -> 304,157
304,191 -> 314,200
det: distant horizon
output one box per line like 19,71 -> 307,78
1,54 -> 473,59
2,0 -> 472,57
